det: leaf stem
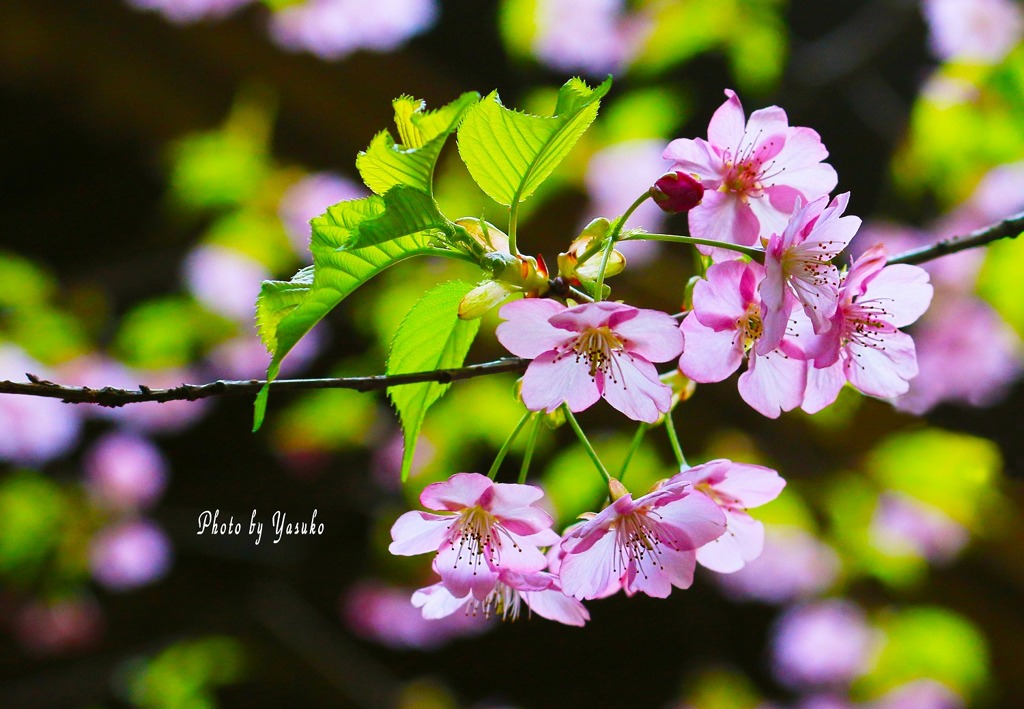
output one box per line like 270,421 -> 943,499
508,202 -> 520,256
623,233 -> 765,263
664,408 -> 687,469
518,413 -> 543,484
424,248 -> 483,266
563,406 -> 612,483
618,422 -> 648,482
487,409 -> 534,480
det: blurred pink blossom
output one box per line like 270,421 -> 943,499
125,0 -> 253,24
83,431 -> 168,511
89,519 -> 173,591
0,345 -> 82,464
14,597 -> 104,657
770,600 -> 879,689
279,172 -> 366,260
716,525 -> 840,604
269,0 -> 438,60
205,326 -> 323,380
922,0 -> 1023,64
533,0 -> 650,75
344,580 -> 488,649
872,679 -> 963,709
184,244 -> 270,324
870,492 -> 969,563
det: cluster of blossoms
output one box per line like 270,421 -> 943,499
389,89 -> 935,624
390,463 -> 783,626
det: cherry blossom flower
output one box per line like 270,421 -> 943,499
89,520 -> 173,591
663,89 -> 837,249
667,459 -> 785,573
869,491 -> 969,564
412,567 -> 589,627
496,300 -> 683,423
678,260 -> 807,418
124,0 -> 253,24
558,479 -> 726,599
389,473 -> 558,599
83,432 -> 168,511
923,0 -> 1023,64
760,193 -> 862,353
801,245 -> 933,412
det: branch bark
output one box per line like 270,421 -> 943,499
0,210 -> 1020,408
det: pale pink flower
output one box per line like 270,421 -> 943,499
667,459 -> 785,573
533,0 -> 650,76
558,480 -> 726,599
389,473 -> 558,599
89,520 -> 172,591
760,193 -> 862,353
873,679 -> 963,709
497,300 -> 683,423
678,260 -> 808,418
83,432 -> 168,511
412,567 -> 589,627
801,245 -> 933,412
663,89 -> 837,249
923,0 -> 1023,64
870,491 -> 969,564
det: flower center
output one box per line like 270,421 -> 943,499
448,505 -> 519,573
568,325 -> 626,379
463,581 -> 523,622
736,302 -> 763,352
612,508 -> 678,580
721,158 -> 764,198
841,298 -> 893,352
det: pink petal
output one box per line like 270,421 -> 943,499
696,510 -> 765,573
548,301 -> 633,332
692,260 -> 759,330
493,531 -> 551,575
388,511 -> 452,555
656,490 -> 728,550
663,138 -> 722,183
738,349 -> 807,418
496,298 -> 571,358
713,463 -> 786,508
626,545 -> 696,597
861,265 -> 933,328
802,360 -> 846,413
436,544 -> 499,600
600,354 -> 673,423
411,582 -> 468,619
559,530 -> 621,599
420,472 -> 492,511
520,350 -> 601,414
745,105 -> 789,147
845,331 -> 918,398
772,128 -> 837,195
607,308 -> 684,362
707,89 -> 747,148
689,188 -> 761,246
746,193 -> 792,243
679,316 -> 744,382
522,587 -> 590,626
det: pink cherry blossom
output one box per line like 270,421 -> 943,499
801,245 -> 933,412
923,0 -> 1023,64
558,480 -> 726,599
412,567 -> 589,627
760,193 -> 862,353
496,300 -> 683,423
678,260 -> 808,418
667,459 -> 785,573
663,89 -> 837,248
389,473 -> 557,600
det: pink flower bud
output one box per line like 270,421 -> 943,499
651,171 -> 704,213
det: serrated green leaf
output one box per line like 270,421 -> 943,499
457,76 -> 612,206
347,186 -> 451,249
253,196 -> 440,430
356,92 -> 480,196
387,280 -> 481,481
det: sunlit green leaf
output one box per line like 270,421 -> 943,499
356,92 -> 479,196
345,186 -> 451,250
387,280 -> 481,481
457,76 -> 612,206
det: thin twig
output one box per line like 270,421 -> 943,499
886,210 -> 1024,266
0,358 -> 528,408
0,212 -> 1021,408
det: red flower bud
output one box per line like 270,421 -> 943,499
651,171 -> 704,214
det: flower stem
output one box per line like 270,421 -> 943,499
623,233 -> 765,263
518,413 -> 543,484
563,406 -> 612,483
664,408 -> 688,469
487,409 -> 534,480
508,202 -> 520,256
593,192 -> 653,300
618,422 -> 648,482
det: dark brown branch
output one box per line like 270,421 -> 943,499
1,212 -> 1021,408
0,358 -> 529,408
887,210 -> 1024,266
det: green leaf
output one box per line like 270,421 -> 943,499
346,186 -> 451,249
457,76 -> 612,206
356,92 -> 480,196
387,280 -> 481,481
253,196 -> 440,430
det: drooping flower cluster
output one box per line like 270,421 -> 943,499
392,461 -> 784,625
